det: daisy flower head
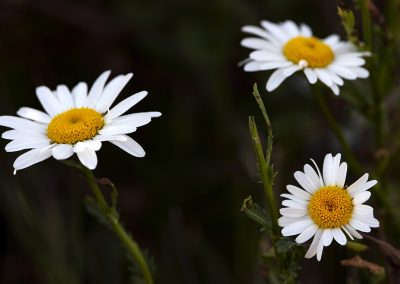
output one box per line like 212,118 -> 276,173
241,20 -> 370,95
0,70 -> 161,173
279,153 -> 379,261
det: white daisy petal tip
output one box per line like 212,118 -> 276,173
240,20 -> 370,94
0,70 -> 160,172
279,153 -> 379,260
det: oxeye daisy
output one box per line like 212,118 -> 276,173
279,153 -> 379,261
0,70 -> 161,173
241,20 -> 370,95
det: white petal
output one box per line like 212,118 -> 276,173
341,226 -> 354,240
325,69 -> 344,86
102,112 -> 161,133
99,124 -> 137,136
240,38 -> 275,50
282,21 -> 300,37
323,153 -> 333,186
52,144 -> 74,160
77,149 -> 98,169
349,219 -> 371,232
323,34 -> 340,46
350,67 -> 369,78
295,224 -> 318,243
260,61 -> 292,70
332,228 -> 347,245
0,116 -> 47,134
316,238 -> 324,261
353,214 -> 379,227
304,164 -> 323,189
278,216 -> 308,227
241,25 -> 272,41
106,91 -> 148,120
286,185 -> 311,200
72,140 -> 101,152
299,24 -> 312,37
304,68 -> 317,84
328,64 -> 357,80
95,73 -> 133,113
94,134 -> 128,142
266,68 -> 288,92
17,107 -> 51,123
249,50 -> 285,61
330,83 -> 340,95
344,224 -> 363,239
321,229 -> 333,246
86,70 -> 111,107
85,140 -> 102,151
280,193 -> 308,205
110,135 -> 145,157
346,173 -> 369,195
282,65 -> 300,77
260,21 -> 289,43
282,219 -> 313,236
72,82 -> 88,108
294,171 -> 317,193
305,229 -> 322,259
36,86 -> 64,116
56,85 -> 74,109
354,204 -> 374,215
13,147 -> 53,171
315,68 -> 333,87
336,55 -> 365,66
2,129 -> 47,140
336,163 -> 347,188
73,142 -> 86,153
353,191 -> 371,205
282,200 -> 306,209
279,207 -> 307,218
5,139 -> 50,152
348,179 -> 377,196
331,153 -> 342,184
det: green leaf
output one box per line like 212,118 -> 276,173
337,7 -> 359,45
276,237 -> 298,254
346,241 -> 369,252
241,196 -> 271,231
252,83 -> 273,165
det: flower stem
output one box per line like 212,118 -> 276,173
80,166 -> 154,284
311,85 -> 363,175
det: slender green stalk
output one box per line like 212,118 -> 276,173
249,117 -> 279,236
360,0 -> 372,49
311,85 -> 363,175
80,166 -> 154,284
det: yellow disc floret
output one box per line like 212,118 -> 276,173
308,186 -> 353,228
47,108 -> 104,144
283,36 -> 334,68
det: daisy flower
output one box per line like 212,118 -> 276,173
0,70 -> 161,173
279,153 -> 379,261
241,20 -> 370,95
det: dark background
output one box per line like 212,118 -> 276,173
0,0 -> 383,283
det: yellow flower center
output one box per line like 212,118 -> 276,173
308,186 -> 353,229
47,108 -> 104,144
283,36 -> 334,68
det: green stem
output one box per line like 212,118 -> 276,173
80,166 -> 154,284
311,85 -> 363,175
248,117 -> 279,236
360,0 -> 372,49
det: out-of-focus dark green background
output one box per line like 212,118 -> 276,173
0,0 -> 378,283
